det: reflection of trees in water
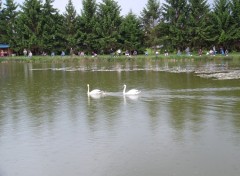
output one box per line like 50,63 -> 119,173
0,64 -> 85,136
86,95 -> 122,133
214,99 -> 240,136
146,100 -> 161,131
232,103 -> 240,135
167,96 -> 207,141
168,98 -> 187,132
1,61 -> 240,141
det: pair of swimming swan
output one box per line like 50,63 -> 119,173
87,84 -> 141,95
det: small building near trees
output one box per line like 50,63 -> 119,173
0,43 -> 12,57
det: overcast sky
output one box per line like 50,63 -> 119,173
3,0 -> 214,15
9,0 -> 150,15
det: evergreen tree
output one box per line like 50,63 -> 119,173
188,0 -> 212,49
41,0 -> 60,53
212,0 -> 238,47
0,0 -> 18,47
79,0 -> 98,54
0,0 -> 4,42
120,11 -> 144,53
230,0 -> 240,24
161,0 -> 188,50
51,13 -> 66,54
16,0 -> 43,54
63,0 -> 78,52
229,0 -> 240,50
95,0 -> 122,53
140,0 -> 161,50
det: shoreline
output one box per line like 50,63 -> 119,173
0,54 -> 237,63
1,55 -> 240,80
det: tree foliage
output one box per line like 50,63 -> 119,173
63,0 -> 78,52
140,0 -> 161,49
1,0 -> 240,55
79,0 -> 98,53
95,0 -> 122,53
212,0 -> 231,44
17,0 -> 43,54
161,0 -> 189,50
229,0 -> 240,49
41,0 -> 60,53
0,0 -> 18,47
120,11 -> 144,52
188,0 -> 212,47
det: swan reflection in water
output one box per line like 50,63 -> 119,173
123,94 -> 140,104
88,93 -> 106,99
87,92 -> 107,105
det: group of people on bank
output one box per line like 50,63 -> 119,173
0,50 -> 7,57
21,46 -> 230,57
166,46 -> 230,57
23,49 -> 32,57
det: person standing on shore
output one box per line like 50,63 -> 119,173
198,48 -> 203,56
225,49 -> 229,56
28,51 -> 32,58
23,49 -> 27,56
70,48 -> 74,56
213,46 -> 216,55
185,47 -> 190,56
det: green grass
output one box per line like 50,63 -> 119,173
0,53 -> 239,63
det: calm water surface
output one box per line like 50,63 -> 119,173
0,59 -> 240,176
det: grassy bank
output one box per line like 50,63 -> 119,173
0,53 -> 238,63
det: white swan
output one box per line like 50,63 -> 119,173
87,84 -> 104,95
123,84 -> 141,95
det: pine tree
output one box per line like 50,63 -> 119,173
212,0 -> 238,47
161,0 -> 188,50
41,0 -> 60,53
140,0 -> 161,50
16,0 -> 43,54
0,0 -> 18,47
120,11 -> 144,53
188,0 -> 212,49
95,0 -> 122,53
229,0 -> 240,50
79,0 -> 98,53
0,0 -> 5,42
230,0 -> 240,24
63,0 -> 78,52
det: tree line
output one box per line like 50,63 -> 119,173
0,0 -> 240,56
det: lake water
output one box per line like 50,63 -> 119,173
0,58 -> 240,176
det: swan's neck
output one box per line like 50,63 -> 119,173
87,85 -> 90,95
123,85 -> 126,94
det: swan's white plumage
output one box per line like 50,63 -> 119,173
123,84 -> 141,95
87,84 -> 104,95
